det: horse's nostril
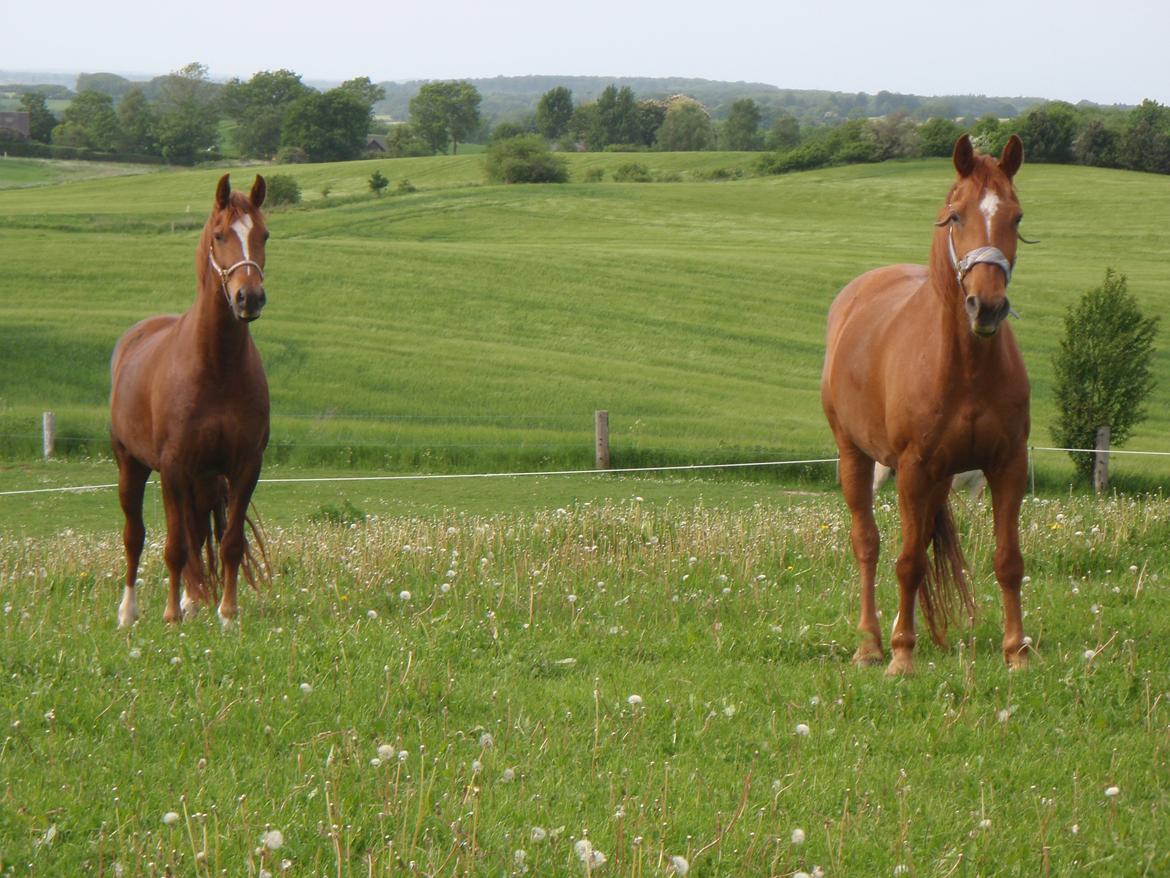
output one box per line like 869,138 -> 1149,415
235,290 -> 246,305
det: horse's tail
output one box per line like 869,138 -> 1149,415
181,479 -> 227,606
920,501 -> 976,647
238,504 -> 270,592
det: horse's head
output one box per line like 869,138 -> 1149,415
938,134 -> 1024,338
207,174 -> 269,322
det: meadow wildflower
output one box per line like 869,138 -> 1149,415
162,811 -> 180,826
795,723 -> 810,736
668,854 -> 690,875
627,694 -> 643,707
377,744 -> 395,761
300,683 -> 313,694
532,826 -> 547,843
791,827 -> 806,845
1105,785 -> 1120,798
263,829 -> 284,850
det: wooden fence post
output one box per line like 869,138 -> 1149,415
1093,425 -> 1111,494
42,411 -> 55,460
594,410 -> 610,470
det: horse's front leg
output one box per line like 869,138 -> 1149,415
115,450 -> 151,628
217,465 -> 261,629
888,467 -> 947,676
987,452 -> 1029,668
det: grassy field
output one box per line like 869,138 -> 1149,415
3,154 -> 1170,875
2,491 -> 1169,875
3,153 -> 1169,487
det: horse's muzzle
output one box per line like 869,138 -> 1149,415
965,293 -> 1010,338
233,288 -> 267,322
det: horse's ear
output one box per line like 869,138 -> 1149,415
250,175 -> 266,209
999,134 -> 1024,179
215,174 -> 232,210
952,134 -> 976,177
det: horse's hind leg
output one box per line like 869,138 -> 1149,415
987,453 -> 1029,668
838,444 -> 883,665
218,464 -> 261,629
159,472 -> 190,624
115,448 -> 150,628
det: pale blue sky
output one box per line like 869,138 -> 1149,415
7,0 -> 1168,105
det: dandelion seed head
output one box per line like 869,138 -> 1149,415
399,590 -> 411,602
162,811 -> 180,826
377,744 -> 395,761
669,854 -> 690,875
263,829 -> 284,850
627,694 -> 643,706
531,826 -> 547,843
1105,785 -> 1120,798
795,723 -> 810,736
791,827 -> 806,845
300,682 -> 313,694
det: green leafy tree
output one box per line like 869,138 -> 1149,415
384,124 -> 431,157
409,81 -> 482,155
114,88 -> 157,155
970,114 -> 1011,155
60,89 -> 118,150
154,63 -> 221,164
18,92 -> 57,143
266,174 -> 302,206
721,98 -> 761,150
484,134 -> 568,183
1018,101 -> 1080,163
1052,269 -> 1159,481
865,111 -> 919,160
1119,99 -> 1170,174
535,86 -> 573,141
1074,119 -> 1118,168
917,117 -> 963,157
337,77 -> 386,117
656,100 -> 714,151
282,88 -> 371,162
588,85 -> 640,149
221,70 -> 313,159
765,114 -> 800,151
633,100 -> 668,146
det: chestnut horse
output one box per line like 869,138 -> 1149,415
110,174 -> 270,628
821,134 -> 1030,675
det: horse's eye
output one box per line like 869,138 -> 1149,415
948,211 -> 960,224
263,231 -> 270,242
1014,214 -> 1023,225
214,233 -> 225,243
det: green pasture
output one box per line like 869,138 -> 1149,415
1,153 -> 1170,488
2,493 -> 1169,875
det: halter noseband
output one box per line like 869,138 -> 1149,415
945,224 -> 1020,320
209,247 -> 265,305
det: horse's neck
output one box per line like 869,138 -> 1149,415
188,276 -> 251,367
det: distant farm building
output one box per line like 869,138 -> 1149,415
0,111 -> 31,139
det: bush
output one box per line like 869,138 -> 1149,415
275,146 -> 308,164
1051,268 -> 1159,481
484,134 -> 568,184
369,170 -> 389,196
611,162 -> 652,182
756,143 -> 831,175
396,178 -> 417,194
583,167 -> 605,183
266,174 -> 302,207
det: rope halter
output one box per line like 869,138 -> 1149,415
209,246 -> 265,307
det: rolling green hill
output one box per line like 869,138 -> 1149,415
2,153 -> 1169,484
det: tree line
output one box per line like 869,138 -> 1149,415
4,67 -> 1169,176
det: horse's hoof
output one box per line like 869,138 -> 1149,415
217,608 -> 238,632
180,593 -> 199,620
852,644 -> 885,667
884,656 -> 915,677
116,612 -> 138,629
1006,648 -> 1031,671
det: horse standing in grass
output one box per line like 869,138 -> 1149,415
821,135 -> 1031,675
110,174 -> 270,627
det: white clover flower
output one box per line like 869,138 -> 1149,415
129,648 -> 142,659
979,818 -> 991,829
795,723 -> 810,736
627,694 -> 643,707
723,704 -> 736,718
162,811 -> 180,826
668,854 -> 690,875
997,709 -> 1011,723
263,829 -> 284,850
791,827 -> 806,845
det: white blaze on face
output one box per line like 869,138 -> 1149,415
979,190 -> 1001,241
231,214 -> 255,275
